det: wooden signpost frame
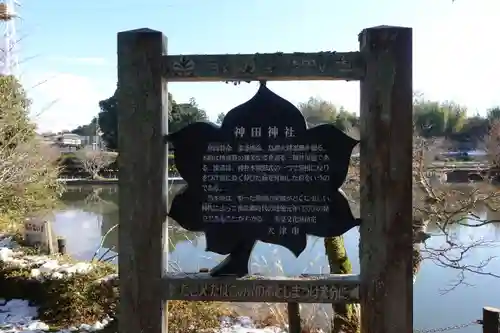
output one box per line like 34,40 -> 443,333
117,25 -> 413,333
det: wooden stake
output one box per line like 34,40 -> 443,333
287,302 -> 301,333
482,307 -> 500,333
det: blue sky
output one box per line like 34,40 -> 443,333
13,0 -> 500,132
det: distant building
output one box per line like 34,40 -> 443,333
40,133 -> 82,153
56,133 -> 82,146
39,132 -> 110,153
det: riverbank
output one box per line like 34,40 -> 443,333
58,178 -> 118,186
57,177 -> 185,186
56,160 -> 496,186
0,235 -> 298,333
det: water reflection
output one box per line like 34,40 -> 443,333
56,184 -> 500,264
51,209 -> 103,260
53,184 -> 500,333
56,185 -> 201,259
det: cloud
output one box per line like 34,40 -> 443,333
49,56 -> 109,66
21,71 -> 109,133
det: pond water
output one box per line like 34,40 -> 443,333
52,184 -> 500,333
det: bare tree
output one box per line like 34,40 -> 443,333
75,147 -> 117,179
410,130 -> 499,291
341,129 -> 500,292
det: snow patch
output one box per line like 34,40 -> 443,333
218,316 -> 290,333
0,237 -> 111,331
0,240 -> 94,281
0,298 -> 111,332
0,237 -> 298,333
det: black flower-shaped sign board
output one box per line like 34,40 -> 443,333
167,84 -> 360,277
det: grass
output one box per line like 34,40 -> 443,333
0,237 -> 234,333
0,233 -> 365,333
0,238 -> 115,327
0,234 -> 359,333
253,243 -> 359,333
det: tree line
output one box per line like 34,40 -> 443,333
73,90 -> 208,151
71,89 -> 500,153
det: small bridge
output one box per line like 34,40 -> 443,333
426,163 -> 499,183
428,161 -> 491,170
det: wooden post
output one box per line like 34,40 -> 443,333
117,28 -> 168,333
57,237 -> 66,255
359,26 -> 413,333
482,307 -> 500,333
287,302 -> 301,333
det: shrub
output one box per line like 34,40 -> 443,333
0,252 -> 231,332
59,152 -> 178,178
0,76 -> 63,230
0,260 -> 116,327
73,148 -> 117,179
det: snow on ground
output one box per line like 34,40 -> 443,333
0,236 -> 288,333
0,236 -> 111,332
219,316 -> 286,333
0,298 -> 109,332
0,236 -> 98,281
0,302 -> 286,333
0,300 -> 286,333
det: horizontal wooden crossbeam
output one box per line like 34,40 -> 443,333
162,52 -> 363,82
164,272 -> 360,303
